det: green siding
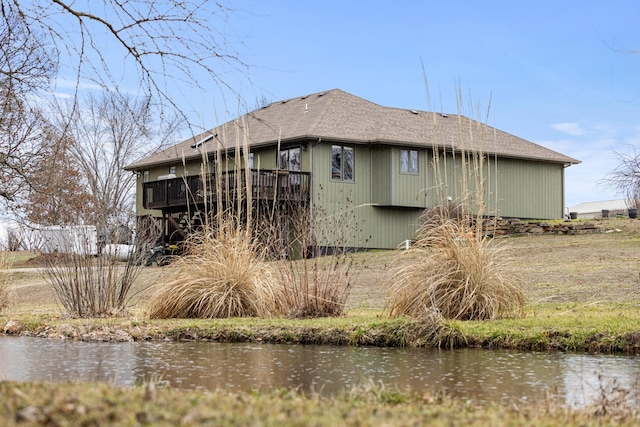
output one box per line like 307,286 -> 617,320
135,141 -> 567,249
311,143 -> 371,206
426,153 -> 565,219
370,147 -> 429,208
311,143 -> 423,249
311,143 -> 371,248
360,206 -> 423,248
492,158 -> 565,219
251,146 -> 278,170
390,148 -> 429,208
371,147 -> 391,205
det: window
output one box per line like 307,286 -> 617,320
142,170 -> 149,183
247,153 -> 254,169
278,147 -> 301,171
400,149 -> 418,174
331,145 -> 354,181
169,165 -> 176,175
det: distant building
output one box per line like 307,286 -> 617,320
569,199 -> 634,219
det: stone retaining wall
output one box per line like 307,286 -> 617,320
485,218 -> 605,237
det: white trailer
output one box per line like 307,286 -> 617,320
41,225 -> 98,256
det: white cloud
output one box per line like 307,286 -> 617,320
54,77 -> 105,92
48,92 -> 73,100
538,131 -> 625,207
549,122 -> 588,136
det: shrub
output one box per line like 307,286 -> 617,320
386,206 -> 525,321
146,215 -> 284,319
39,227 -> 151,318
276,249 -> 353,318
268,192 -> 361,318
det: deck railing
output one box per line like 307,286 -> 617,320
143,169 -> 311,210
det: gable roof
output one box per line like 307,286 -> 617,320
125,89 -> 580,171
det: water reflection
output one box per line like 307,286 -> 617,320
0,336 -> 638,406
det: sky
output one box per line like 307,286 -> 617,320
63,1 -> 640,209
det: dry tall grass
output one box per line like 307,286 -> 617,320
386,81 -> 524,321
269,194 -> 359,318
146,215 -> 284,319
387,206 -> 525,321
0,252 -> 13,312
277,250 -> 353,318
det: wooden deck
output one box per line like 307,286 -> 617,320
142,169 -> 311,210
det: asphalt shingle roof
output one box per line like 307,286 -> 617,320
125,89 -> 580,171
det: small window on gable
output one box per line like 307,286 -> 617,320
142,170 -> 149,183
331,145 -> 354,182
400,149 -> 418,174
169,165 -> 176,175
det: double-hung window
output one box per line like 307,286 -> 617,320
400,149 -> 418,174
331,145 -> 354,182
279,147 -> 301,171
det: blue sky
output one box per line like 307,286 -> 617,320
212,1 -> 640,208
68,1 -> 640,208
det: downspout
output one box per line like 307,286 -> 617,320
390,147 -> 395,205
562,163 -> 569,219
310,138 -> 318,215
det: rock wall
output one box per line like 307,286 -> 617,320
485,218 -> 605,237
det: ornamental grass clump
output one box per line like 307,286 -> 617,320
146,216 -> 284,319
387,205 -> 525,321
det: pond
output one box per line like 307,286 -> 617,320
0,335 -> 638,406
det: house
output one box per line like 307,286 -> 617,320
125,89 -> 580,250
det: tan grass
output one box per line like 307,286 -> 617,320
278,252 -> 353,318
38,235 -> 149,318
387,208 -> 525,320
0,251 -> 13,311
146,215 -> 284,319
268,195 -> 357,318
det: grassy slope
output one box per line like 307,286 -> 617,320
0,381 -> 637,427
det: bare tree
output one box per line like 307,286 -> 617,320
0,9 -> 56,97
50,91 -> 178,230
0,9 -> 56,203
0,1 -> 245,211
603,146 -> 640,209
0,95 -> 49,202
1,1 -> 246,122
